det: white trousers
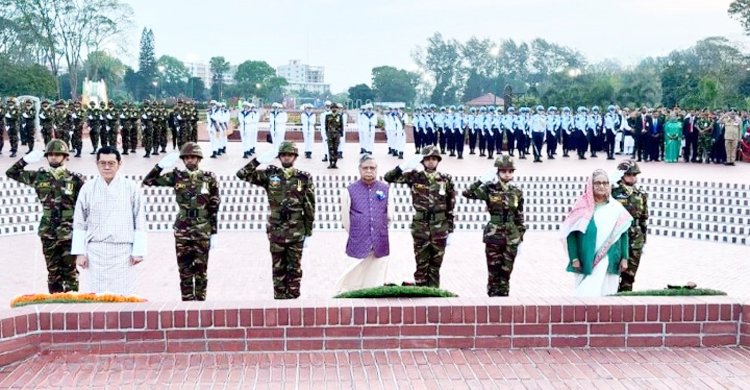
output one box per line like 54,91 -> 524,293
302,125 -> 315,153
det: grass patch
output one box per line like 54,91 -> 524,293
335,285 -> 458,298
615,288 -> 726,297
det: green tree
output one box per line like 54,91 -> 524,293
371,66 -> 418,103
233,59 -> 279,98
84,51 -> 125,92
413,32 -> 464,105
209,56 -> 230,100
186,76 -> 206,101
347,83 -> 376,103
729,0 -> 750,34
137,28 -> 156,99
0,57 -> 56,97
157,55 -> 190,97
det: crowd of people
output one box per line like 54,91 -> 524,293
7,131 -> 654,299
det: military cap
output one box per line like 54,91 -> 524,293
177,98 -> 184,104
439,106 -> 446,111
107,101 -> 114,106
324,100 -> 332,106
248,103 -> 256,108
429,104 -> 436,109
617,159 -> 641,175
507,107 -> 515,113
179,142 -> 203,159
479,106 -> 487,112
278,141 -> 299,156
607,104 -> 616,111
562,106 -> 571,112
494,155 -> 515,170
536,105 -> 545,112
7,96 -> 16,102
591,105 -> 600,112
243,101 -> 252,107
469,107 -> 476,113
421,145 -> 442,162
44,139 -> 69,156
209,100 -> 217,105
88,100 -> 96,105
449,105 -> 456,111
488,106 -> 495,112
99,101 -> 106,106
496,106 -> 504,112
458,105 -> 465,111
548,106 -> 557,112
421,104 -> 429,110
56,99 -> 65,106
330,102 -> 339,109
41,99 -> 50,105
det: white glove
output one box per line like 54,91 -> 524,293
446,235 -> 453,247
106,114 -> 113,120
119,114 -> 126,119
480,169 -> 497,183
256,149 -> 277,164
141,114 -> 147,120
516,243 -> 523,257
303,237 -> 310,248
398,154 -> 422,171
39,113 -> 46,120
21,113 -> 28,119
210,235 -> 217,250
71,113 -> 77,119
22,150 -> 45,164
177,115 -> 182,120
157,152 -> 180,169
87,115 -> 93,120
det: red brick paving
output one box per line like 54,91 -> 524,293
1,348 -> 749,388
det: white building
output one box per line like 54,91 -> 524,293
185,62 -> 236,87
276,60 -> 330,94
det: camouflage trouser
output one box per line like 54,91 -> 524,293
190,122 -> 198,142
72,126 -> 83,154
24,123 -> 36,151
485,243 -> 519,297
175,235 -> 210,301
698,134 -> 713,162
269,240 -> 304,299
412,233 -> 447,288
618,228 -> 646,292
0,123 -> 4,152
7,122 -> 18,152
107,124 -> 120,150
157,123 -> 168,150
326,131 -> 341,162
58,125 -> 71,146
178,125 -> 189,149
89,124 -> 100,151
129,122 -> 139,151
121,122 -> 132,152
41,124 -> 54,146
142,124 -> 153,154
41,237 -> 78,293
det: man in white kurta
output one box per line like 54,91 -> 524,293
71,146 -> 147,295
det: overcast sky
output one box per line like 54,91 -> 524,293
122,0 -> 746,92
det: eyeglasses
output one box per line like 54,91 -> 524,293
97,161 -> 119,168
593,181 -> 610,186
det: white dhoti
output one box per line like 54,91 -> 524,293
333,253 -> 390,294
80,242 -> 137,296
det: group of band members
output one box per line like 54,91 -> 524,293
0,97 -> 200,158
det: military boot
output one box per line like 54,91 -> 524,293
143,150 -> 150,158
322,155 -> 328,162
398,152 -> 404,159
305,152 -> 311,159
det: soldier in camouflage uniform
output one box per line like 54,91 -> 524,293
325,103 -> 344,169
189,101 -> 199,142
155,101 -> 168,154
141,100 -> 155,158
19,99 -> 35,155
104,101 -> 120,151
696,111 -> 714,164
5,98 -> 21,157
128,102 -> 140,153
86,101 -> 101,154
463,156 -> 526,296
6,140 -> 85,292
70,101 -> 84,157
612,159 -> 648,292
236,142 -> 315,299
39,99 -> 56,146
0,97 -> 6,155
142,142 -> 220,301
120,102 -> 133,155
384,145 -> 456,287
54,100 -> 71,146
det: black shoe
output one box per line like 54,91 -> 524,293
143,152 -> 150,158
563,153 -> 569,157
305,152 -> 311,159
591,153 -> 597,158
122,151 -> 128,156
398,152 -> 404,159
210,152 -> 217,159
579,156 -> 586,160
360,148 -> 365,154
469,150 -> 475,155
10,151 -> 17,158
533,158 -> 542,163
519,155 -> 526,159
338,152 -> 343,159
243,152 -> 249,159
130,149 -> 136,153
458,154 -> 463,159
322,155 -> 328,162
449,152 -> 455,157
90,150 -> 97,155
479,152 -> 485,157
548,156 -> 555,160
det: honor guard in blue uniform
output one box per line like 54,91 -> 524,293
574,107 -> 589,159
467,107 -> 477,155
560,107 -> 573,157
587,105 -> 603,157
452,105 -> 466,158
546,106 -> 559,159
603,105 -> 620,160
477,106 -> 487,156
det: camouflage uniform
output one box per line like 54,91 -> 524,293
104,102 -> 120,151
70,102 -> 84,157
20,101 -> 35,153
128,102 -> 140,152
325,105 -> 343,168
142,143 -> 220,301
6,140 -> 85,293
384,146 -> 456,287
462,156 -> 526,296
4,99 -> 21,157
696,115 -> 714,163
189,102 -> 199,142
236,142 -> 315,299
0,99 -> 5,154
55,100 -> 71,146
86,102 -> 101,153
39,101 -> 56,146
119,103 -> 132,154
155,102 -> 168,153
612,160 -> 648,292
141,101 -> 155,157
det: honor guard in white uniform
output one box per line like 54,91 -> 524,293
476,106 -> 487,156
320,101 -> 331,162
300,104 -> 316,159
219,103 -> 229,155
412,106 -> 423,153
394,107 -> 407,159
603,104 -> 620,160
238,102 -> 260,158
207,101 -> 222,158
268,103 -> 288,148
530,105 -> 547,162
546,106 -> 559,159
362,104 -> 377,155
560,107 -> 573,157
501,107 -> 516,156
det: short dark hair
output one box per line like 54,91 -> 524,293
96,146 -> 121,162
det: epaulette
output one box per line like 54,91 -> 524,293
296,169 -> 312,179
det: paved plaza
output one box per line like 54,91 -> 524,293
1,141 -> 749,388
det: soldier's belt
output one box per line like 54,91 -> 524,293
414,211 -> 447,221
489,214 -> 511,224
179,208 -> 208,219
43,209 -> 74,220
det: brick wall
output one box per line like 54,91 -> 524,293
1,297 -> 748,366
